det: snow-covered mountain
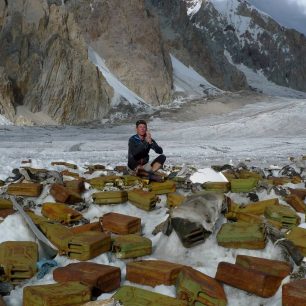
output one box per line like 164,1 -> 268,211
0,0 -> 306,125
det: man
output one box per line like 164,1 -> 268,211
128,120 -> 166,182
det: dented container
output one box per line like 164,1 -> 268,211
64,180 -> 85,194
264,205 -> 300,228
202,182 -> 230,193
50,184 -> 82,204
87,176 -> 119,190
230,178 -> 258,193
235,255 -> 292,278
41,202 -> 82,224
7,183 -> 43,197
23,281 -> 91,306
285,194 -> 306,213
285,226 -> 306,256
215,262 -> 283,298
172,218 -> 208,248
112,234 -> 152,259
70,222 -> 103,235
217,222 -> 266,249
53,262 -> 120,293
128,189 -> 158,211
177,267 -> 227,306
126,260 -> 184,287
148,180 -> 176,195
166,193 -> 186,208
66,231 -> 111,261
282,279 -> 306,306
113,285 -> 187,306
101,212 -> 141,235
92,191 -> 128,205
0,241 -> 38,285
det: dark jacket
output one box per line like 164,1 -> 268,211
128,134 -> 163,170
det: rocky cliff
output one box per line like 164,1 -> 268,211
180,0 -> 306,92
0,0 -> 306,125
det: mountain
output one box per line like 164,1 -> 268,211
0,0 -> 306,125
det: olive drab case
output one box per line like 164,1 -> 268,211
87,176 -> 119,190
285,226 -> 306,256
227,198 -> 279,215
172,218 -> 209,248
216,222 -> 266,249
176,267 -> 227,306
63,180 -> 85,194
0,241 -> 38,285
166,192 -> 186,208
112,234 -> 152,259
148,180 -> 176,195
92,191 -> 128,205
70,222 -> 103,235
65,231 -> 111,260
113,285 -> 187,306
127,189 -> 158,211
31,215 -> 111,260
126,260 -> 185,286
100,212 -> 141,235
41,202 -> 82,224
282,279 -> 306,306
264,205 -> 300,228
229,178 -> 258,193
7,183 -> 43,197
50,184 -> 82,204
53,262 -> 121,293
0,198 -> 13,209
23,281 -> 91,306
202,182 -> 230,193
51,161 -> 78,169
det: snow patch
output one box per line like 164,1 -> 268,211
88,47 -> 150,109
0,114 -> 12,125
190,168 -> 228,183
171,54 -> 222,98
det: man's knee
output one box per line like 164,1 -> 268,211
156,154 -> 166,165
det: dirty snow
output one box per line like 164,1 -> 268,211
1,91 -> 306,305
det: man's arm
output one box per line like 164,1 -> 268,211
150,139 -> 163,154
129,137 -> 150,159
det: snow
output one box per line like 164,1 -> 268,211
0,114 -> 12,125
1,92 -> 306,305
88,46 -> 149,109
189,167 -> 228,183
224,50 -> 306,99
171,54 -> 222,98
186,0 -> 203,16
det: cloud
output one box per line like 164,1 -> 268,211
248,0 -> 306,35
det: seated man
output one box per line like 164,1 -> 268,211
128,120 -> 166,182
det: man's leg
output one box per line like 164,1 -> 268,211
151,154 -> 166,172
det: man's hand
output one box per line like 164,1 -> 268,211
145,130 -> 152,144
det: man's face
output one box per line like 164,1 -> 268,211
136,124 -> 147,137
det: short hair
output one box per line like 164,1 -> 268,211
136,119 -> 147,127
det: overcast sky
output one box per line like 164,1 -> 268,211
248,0 -> 306,35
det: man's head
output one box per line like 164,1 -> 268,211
136,119 -> 147,137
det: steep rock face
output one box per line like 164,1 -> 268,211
0,67 -> 15,122
69,0 -> 173,106
0,0 -> 113,124
186,0 -> 306,92
146,0 -> 248,91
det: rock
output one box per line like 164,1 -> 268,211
0,67 -> 15,122
71,0 -> 173,106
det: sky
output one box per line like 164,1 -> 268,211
248,0 -> 306,35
